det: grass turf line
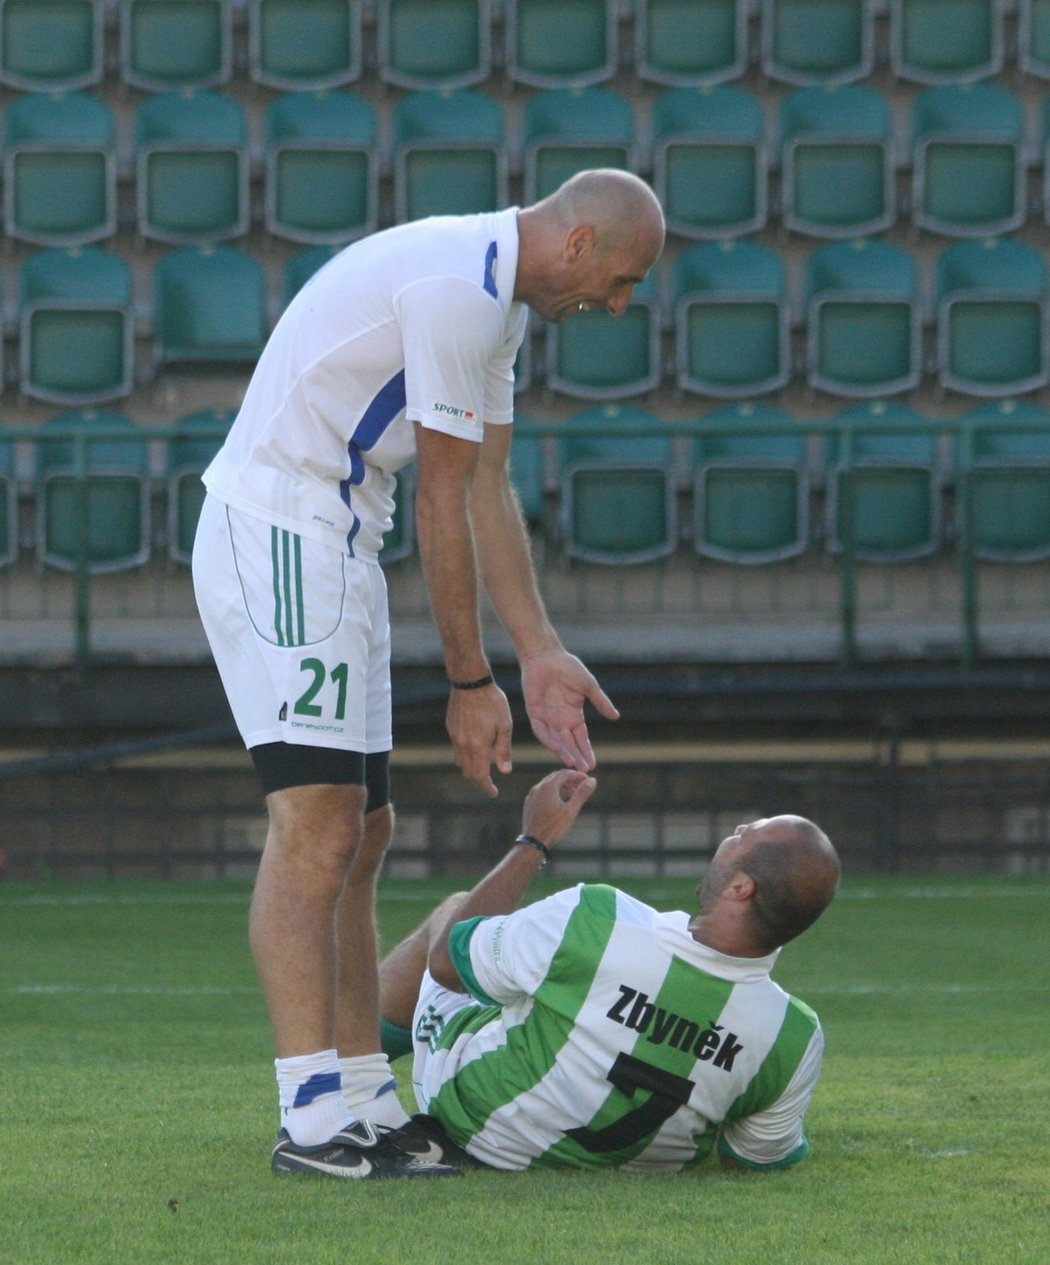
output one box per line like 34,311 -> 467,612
1,876 -> 1048,1265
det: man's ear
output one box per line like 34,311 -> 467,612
564,224 -> 595,263
723,871 -> 756,902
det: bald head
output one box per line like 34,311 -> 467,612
535,169 -> 666,258
696,815 -> 841,956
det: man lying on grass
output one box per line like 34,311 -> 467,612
378,769 -> 841,1172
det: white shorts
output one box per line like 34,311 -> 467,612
192,493 -> 392,753
409,970 -> 488,1115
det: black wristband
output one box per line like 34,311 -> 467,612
515,833 -> 551,866
448,673 -> 495,690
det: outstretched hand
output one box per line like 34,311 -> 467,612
521,650 -> 619,773
520,769 -> 597,849
446,682 -> 513,798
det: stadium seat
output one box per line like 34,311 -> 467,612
392,89 -> 508,223
509,432 -> 547,524
376,0 -> 491,89
379,464 -> 415,563
134,90 -> 250,244
153,245 -> 268,368
957,401 -> 1050,560
889,0 -> 1003,83
522,88 -> 637,204
911,84 -> 1025,239
935,239 -> 1049,397
672,240 -> 791,398
246,0 -> 362,89
19,247 -> 134,405
2,91 -> 117,247
634,0 -> 749,86
825,401 -> 943,561
119,0 -> 233,92
166,407 -> 234,565
0,0 -> 104,91
282,245 -> 342,308
778,84 -> 895,238
557,405 -> 678,565
651,86 -> 768,239
35,409 -> 151,573
504,0 -> 618,88
1037,99 -> 1050,231
761,0 -> 875,85
693,404 -> 810,563
0,431 -> 16,568
545,272 -> 662,400
1019,0 -> 1050,79
264,92 -> 378,245
805,239 -> 922,397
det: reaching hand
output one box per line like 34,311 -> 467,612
521,650 -> 619,773
521,770 -> 598,849
446,682 -> 513,798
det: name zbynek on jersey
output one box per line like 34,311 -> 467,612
608,985 -> 745,1071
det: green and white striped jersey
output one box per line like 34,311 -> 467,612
415,883 -> 823,1172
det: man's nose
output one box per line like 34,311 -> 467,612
606,292 -> 631,317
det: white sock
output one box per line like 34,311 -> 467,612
276,1049 -> 355,1147
339,1053 -> 411,1130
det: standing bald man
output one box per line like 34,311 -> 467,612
379,771 -> 842,1173
192,172 -> 666,1178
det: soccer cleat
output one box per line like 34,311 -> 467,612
272,1118 -> 461,1179
380,1114 -> 484,1170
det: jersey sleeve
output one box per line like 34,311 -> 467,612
448,886 -> 585,1006
398,276 -> 513,441
717,1025 -> 824,1170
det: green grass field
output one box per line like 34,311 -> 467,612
2,874 -> 1048,1265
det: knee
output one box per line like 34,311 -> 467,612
351,802 -> 395,876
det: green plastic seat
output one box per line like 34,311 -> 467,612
557,405 -> 677,565
890,0 -> 1003,83
135,90 -> 250,244
672,241 -> 791,398
693,404 -> 810,564
0,431 -> 16,568
935,239 -> 1049,397
761,0 -> 875,85
153,246 -> 268,367
522,88 -> 636,203
825,402 -> 942,562
959,401 -> 1050,560
167,408 -> 235,565
912,84 -> 1025,238
2,91 -> 117,247
20,247 -> 134,405
1035,99 -> 1050,231
635,0 -> 748,86
545,272 -> 661,401
377,0 -> 491,89
119,0 -> 233,92
265,92 -> 378,244
1019,0 -> 1050,78
36,409 -> 150,573
509,432 -> 546,523
392,89 -> 508,223
505,0 -> 617,88
779,84 -> 895,238
651,86 -> 767,239
805,239 -> 921,397
247,0 -> 362,89
0,0 -> 104,91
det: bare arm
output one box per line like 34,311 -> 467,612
428,770 -> 597,989
413,422 -> 513,798
470,425 -> 620,772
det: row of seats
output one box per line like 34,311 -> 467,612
3,399 -> 1049,572
4,0 -> 1050,95
6,81 -> 1050,250
5,235 -> 1050,405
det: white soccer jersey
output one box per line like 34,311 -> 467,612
203,209 -> 527,562
413,884 -> 824,1172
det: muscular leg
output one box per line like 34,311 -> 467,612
334,802 -> 394,1056
249,783 -> 367,1058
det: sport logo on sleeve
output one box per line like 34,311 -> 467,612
433,402 -> 477,423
